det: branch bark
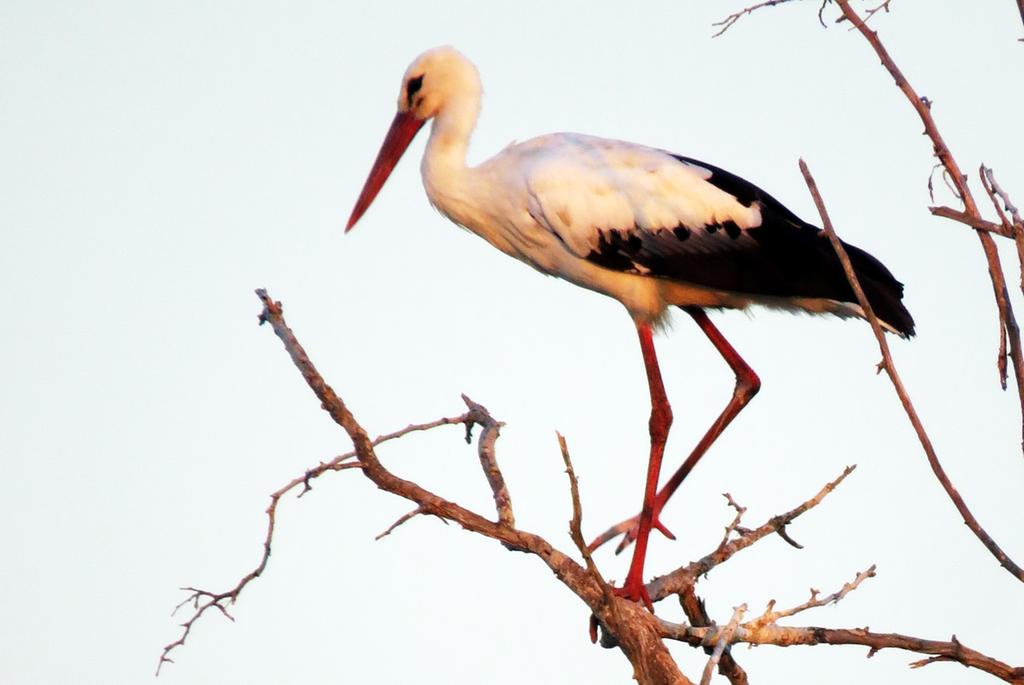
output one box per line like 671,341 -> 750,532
660,623 -> 1023,683
650,465 -> 856,601
252,289 -> 692,685
660,564 -> 1023,682
162,293 -> 1018,683
799,159 -> 1024,583
832,0 -> 1024,451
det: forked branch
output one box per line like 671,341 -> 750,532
161,290 -> 1018,683
799,159 -> 1024,583
659,569 -> 1023,682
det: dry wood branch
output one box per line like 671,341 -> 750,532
980,168 -> 1018,234
700,604 -> 747,685
659,564 -> 1022,685
661,622 -> 1023,683
712,0 -> 802,37
157,412 -> 477,675
928,206 -> 1012,237
719,493 -> 749,548
833,0 -> 1024,453
664,562 -> 1020,682
679,587 -> 751,685
461,394 -> 514,527
650,465 -> 856,601
981,166 -> 1024,297
799,159 -> 1024,582
252,289 -> 691,685
165,289 -> 1015,683
676,494 -> 752,685
557,432 -> 627,648
748,566 -> 875,628
834,0 -> 894,26
863,0 -> 893,22
376,505 -> 443,540
557,434 -> 611,595
723,0 -> 1024,445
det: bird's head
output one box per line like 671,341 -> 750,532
347,46 -> 481,232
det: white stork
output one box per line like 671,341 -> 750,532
346,46 -> 914,610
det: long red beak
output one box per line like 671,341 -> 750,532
346,110 -> 427,232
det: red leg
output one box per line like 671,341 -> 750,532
613,321 -> 673,610
590,307 -> 761,555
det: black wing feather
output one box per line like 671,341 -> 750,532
583,154 -> 915,336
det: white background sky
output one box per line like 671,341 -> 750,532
3,1 -> 1022,683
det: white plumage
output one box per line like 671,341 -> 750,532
347,45 -> 913,609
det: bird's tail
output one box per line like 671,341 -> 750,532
842,242 -> 916,338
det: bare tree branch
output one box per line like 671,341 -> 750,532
660,583 -> 1024,684
981,166 -> 1024,297
461,394 -> 514,527
556,432 -> 629,647
163,5 -> 1024,679
678,586 -> 751,685
833,0 -> 895,27
720,0 -> 1024,444
168,295 -> 1019,683
557,434 -> 611,593
700,604 -> 747,685
251,289 -> 692,685
650,464 -> 856,601
156,413 -> 476,674
674,493 -> 753,685
376,505 -> 438,540
663,625 -> 1024,683
747,565 -> 876,628
799,158 -> 1024,582
712,0 -> 802,37
833,0 -> 1024,451
928,205 -> 1012,236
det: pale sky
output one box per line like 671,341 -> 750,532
2,1 -> 1022,683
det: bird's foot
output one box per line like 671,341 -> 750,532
612,571 -> 654,612
587,512 -> 676,555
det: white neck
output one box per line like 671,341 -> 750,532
421,91 -> 480,214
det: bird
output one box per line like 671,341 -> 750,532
346,46 -> 914,610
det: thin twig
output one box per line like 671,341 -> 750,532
748,566 -> 876,628
660,614 -> 1022,682
251,289 -> 692,685
675,492 -> 752,685
700,604 -> 747,685
375,505 -> 441,540
557,433 -> 626,646
718,493 -> 748,548
461,394 -> 514,527
712,0 -> 802,37
157,464 -> 366,674
835,0 -> 1024,459
927,206 -> 1011,237
835,0 -> 893,26
650,465 -> 856,601
660,565 -> 1022,682
557,433 -> 610,592
799,158 -> 1024,582
157,412 -> 478,674
980,166 -> 1023,389
863,0 -> 893,22
679,586 -> 751,685
981,166 -> 1024,298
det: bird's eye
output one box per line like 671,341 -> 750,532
406,75 -> 424,107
